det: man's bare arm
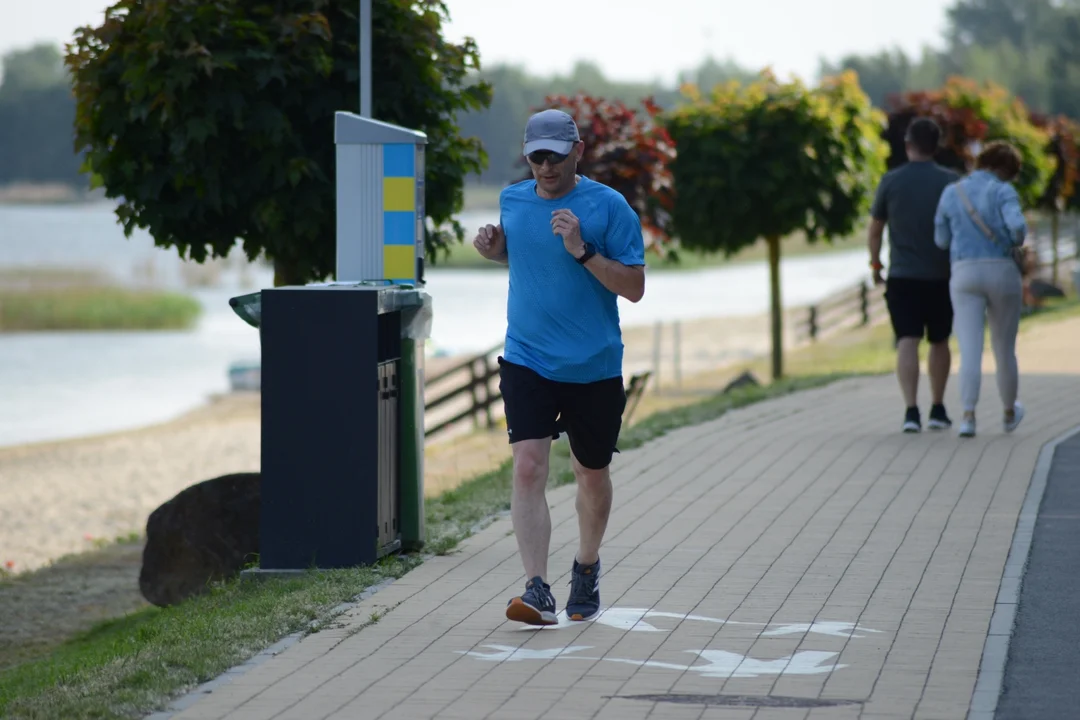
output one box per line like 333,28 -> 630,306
582,255 -> 645,303
868,218 -> 885,267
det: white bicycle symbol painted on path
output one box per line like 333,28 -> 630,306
456,607 -> 882,679
524,607 -> 881,638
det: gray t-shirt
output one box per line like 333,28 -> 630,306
871,161 -> 960,280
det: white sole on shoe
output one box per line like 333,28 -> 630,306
505,598 -> 558,626
1004,402 -> 1026,433
902,421 -> 921,433
927,419 -> 951,431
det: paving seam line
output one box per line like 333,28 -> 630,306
966,424 -> 1080,720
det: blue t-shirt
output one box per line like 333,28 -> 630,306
499,176 -> 646,384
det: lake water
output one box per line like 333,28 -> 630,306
0,202 -> 876,448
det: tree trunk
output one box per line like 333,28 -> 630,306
273,257 -> 305,288
767,235 -> 783,381
1051,210 -> 1060,287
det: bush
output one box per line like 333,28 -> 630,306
884,78 -> 1055,208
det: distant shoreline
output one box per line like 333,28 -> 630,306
0,182 -> 106,205
0,182 -> 867,271
0,181 -> 503,211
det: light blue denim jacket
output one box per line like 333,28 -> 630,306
934,170 -> 1027,261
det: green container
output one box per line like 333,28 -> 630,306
228,291 -> 262,329
398,291 -> 432,550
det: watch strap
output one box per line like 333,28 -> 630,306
576,243 -> 597,265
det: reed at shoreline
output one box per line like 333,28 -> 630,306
0,287 -> 202,332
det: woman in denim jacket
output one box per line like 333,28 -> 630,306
933,141 -> 1027,437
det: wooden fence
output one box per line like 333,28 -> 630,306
423,342 -> 503,439
794,281 -> 887,343
795,222 -> 1079,344
423,347 -> 653,441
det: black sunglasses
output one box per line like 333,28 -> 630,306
527,149 -> 570,166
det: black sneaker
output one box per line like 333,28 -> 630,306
506,576 -> 558,626
566,558 -> 601,621
902,407 -> 921,433
927,403 -> 952,430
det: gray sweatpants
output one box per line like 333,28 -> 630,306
950,259 -> 1023,414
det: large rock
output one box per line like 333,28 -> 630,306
140,472 -> 260,607
723,370 -> 761,394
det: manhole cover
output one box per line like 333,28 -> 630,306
607,694 -> 864,708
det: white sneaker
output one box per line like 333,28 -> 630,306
958,417 -> 976,438
1004,402 -> 1026,433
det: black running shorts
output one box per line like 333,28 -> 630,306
497,357 -> 626,470
885,276 -> 953,344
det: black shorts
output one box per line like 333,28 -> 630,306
885,276 -> 953,344
497,357 -> 626,470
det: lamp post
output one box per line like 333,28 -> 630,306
360,0 -> 371,118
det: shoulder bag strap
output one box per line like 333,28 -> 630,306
955,180 -> 1026,271
954,182 -> 995,242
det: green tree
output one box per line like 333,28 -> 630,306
663,70 -> 889,379
0,44 -> 83,187
66,0 -> 491,285
457,57 -> 758,187
0,44 -> 66,97
941,78 -> 1054,207
945,0 -> 1059,54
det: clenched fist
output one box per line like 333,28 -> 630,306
473,223 -> 506,262
551,209 -> 585,258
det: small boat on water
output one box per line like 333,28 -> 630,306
228,361 -> 261,392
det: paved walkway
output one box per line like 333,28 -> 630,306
168,361 -> 1080,720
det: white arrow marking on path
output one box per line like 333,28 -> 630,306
761,622 -> 882,638
524,608 -> 880,639
458,644 -> 845,678
681,649 -> 846,678
456,645 -> 596,662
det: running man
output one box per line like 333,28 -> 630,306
473,109 -> 646,625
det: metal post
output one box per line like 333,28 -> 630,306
860,282 -> 870,326
673,320 -> 682,388
652,321 -> 662,389
359,0 -> 372,118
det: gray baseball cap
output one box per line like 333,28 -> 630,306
523,109 -> 580,156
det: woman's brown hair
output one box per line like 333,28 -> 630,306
975,141 -> 1022,181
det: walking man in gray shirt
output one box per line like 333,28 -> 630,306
868,118 -> 960,433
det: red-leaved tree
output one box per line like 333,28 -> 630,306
521,94 -> 676,253
1029,113 -> 1080,211
882,91 -> 985,174
881,79 -> 1053,209
1029,112 -> 1080,284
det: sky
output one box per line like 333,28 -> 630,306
2,0 -> 953,84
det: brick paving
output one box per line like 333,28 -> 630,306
170,370 -> 1080,720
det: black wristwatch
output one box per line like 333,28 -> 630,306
575,242 -> 597,265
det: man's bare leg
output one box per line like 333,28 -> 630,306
565,452 -> 613,621
505,436 -> 559,625
928,340 -> 951,406
897,337 -> 920,408
510,438 -> 552,581
573,454 -> 613,566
